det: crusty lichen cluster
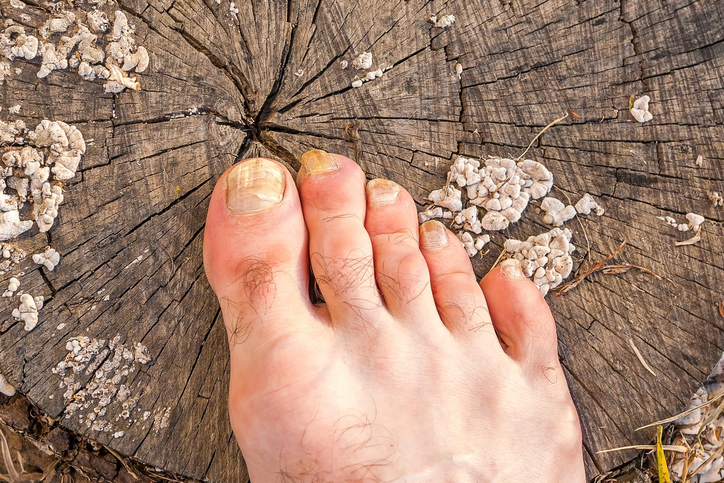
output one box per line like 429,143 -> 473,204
419,155 -> 604,294
0,117 -> 87,332
1,7 -> 148,92
53,334 -> 152,436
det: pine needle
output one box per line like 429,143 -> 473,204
636,391 -> 724,431
596,444 -> 688,454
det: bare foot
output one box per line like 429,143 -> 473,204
203,150 -> 585,482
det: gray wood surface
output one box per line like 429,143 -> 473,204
1,0 -> 723,481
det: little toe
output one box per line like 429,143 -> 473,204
297,149 -> 383,322
479,259 -> 560,379
364,179 -> 439,332
418,221 -> 500,347
203,158 -> 315,349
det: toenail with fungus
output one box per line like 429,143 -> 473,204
226,159 -> 285,215
420,220 -> 449,251
300,149 -> 340,175
499,258 -> 524,280
367,179 -> 399,207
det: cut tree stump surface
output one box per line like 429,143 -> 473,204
1,0 -> 723,481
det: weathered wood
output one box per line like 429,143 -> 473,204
0,0 -> 723,481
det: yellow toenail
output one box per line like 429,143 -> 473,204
499,259 -> 524,279
420,220 -> 448,251
367,179 -> 399,207
300,149 -> 340,175
226,159 -> 285,215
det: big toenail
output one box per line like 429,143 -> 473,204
226,159 -> 285,215
367,179 -> 399,207
420,220 -> 448,251
300,149 -> 340,175
499,259 -> 524,279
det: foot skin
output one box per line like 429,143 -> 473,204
203,151 -> 586,483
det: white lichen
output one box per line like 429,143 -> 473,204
54,335 -> 152,425
0,210 -> 33,241
456,62 -> 462,80
630,95 -> 653,123
351,79 -> 363,88
504,228 -> 575,296
104,62 -> 140,93
339,59 -> 348,70
686,212 -> 705,232
8,105 -> 20,115
430,14 -> 456,28
352,51 -> 372,70
540,197 -> 576,226
12,293 -> 43,331
0,372 -> 15,396
709,192 -> 723,207
33,247 -> 60,270
2,276 -> 19,297
574,193 -> 604,216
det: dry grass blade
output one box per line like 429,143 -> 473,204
696,397 -> 724,449
553,241 -> 660,296
104,446 -> 139,480
686,443 -> 724,479
597,444 -> 688,454
636,391 -> 724,431
657,426 -> 671,483
487,249 -> 510,275
516,112 -> 569,161
0,428 -> 20,483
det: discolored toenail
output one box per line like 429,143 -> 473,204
420,220 -> 449,251
366,179 -> 400,207
300,149 -> 340,175
226,159 -> 286,215
499,258 -> 524,279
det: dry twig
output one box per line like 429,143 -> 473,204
552,241 -> 661,296
629,338 -> 657,377
516,112 -> 569,160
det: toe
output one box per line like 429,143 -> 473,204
203,158 -> 315,349
364,179 -> 440,334
418,221 -> 500,348
479,259 -> 560,376
297,149 -> 384,322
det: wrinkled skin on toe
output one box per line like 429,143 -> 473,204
203,151 -> 585,483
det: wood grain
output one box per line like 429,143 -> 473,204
1,0 -> 722,480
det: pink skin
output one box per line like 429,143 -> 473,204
203,152 -> 586,482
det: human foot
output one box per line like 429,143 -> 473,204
203,150 -> 585,482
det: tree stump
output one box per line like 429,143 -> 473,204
0,0 -> 722,480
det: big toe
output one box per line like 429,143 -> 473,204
480,259 -> 560,382
203,158 -> 314,348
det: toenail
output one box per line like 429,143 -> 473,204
300,149 -> 340,175
499,258 -> 524,279
226,159 -> 286,215
420,220 -> 449,251
367,179 -> 400,207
